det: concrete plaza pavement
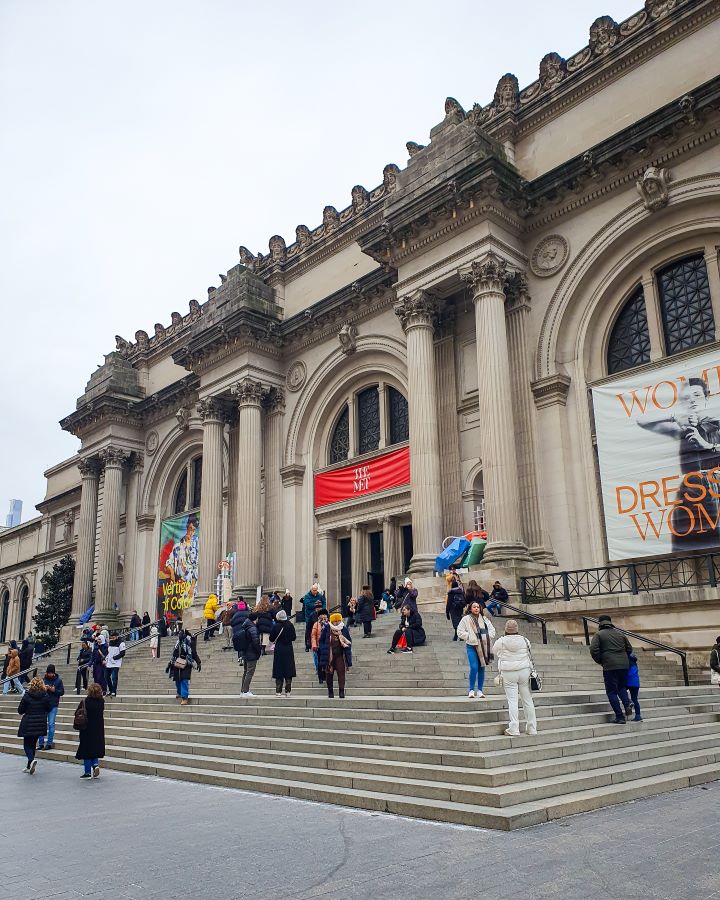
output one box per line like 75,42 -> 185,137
0,754 -> 718,900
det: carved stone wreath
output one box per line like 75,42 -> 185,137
286,361 -> 307,393
530,235 -> 570,278
145,431 -> 159,455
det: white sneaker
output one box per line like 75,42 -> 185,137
467,691 -> 475,699
475,691 -> 485,699
241,691 -> 255,698
29,759 -> 37,775
504,728 -> 520,737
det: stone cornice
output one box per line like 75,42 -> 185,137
280,464 -> 305,487
60,397 -> 143,439
531,374 -> 572,409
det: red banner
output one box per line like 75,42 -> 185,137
314,446 -> 410,508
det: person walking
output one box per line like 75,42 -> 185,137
590,615 -> 634,723
231,599 -> 250,662
711,636 -> 720,688
302,584 -> 326,649
203,593 -> 219,641
76,682 -> 105,779
269,610 -> 296,697
457,601 -> 496,698
91,635 -> 107,695
281,590 -> 293,618
128,611 -> 142,642
388,605 -> 426,653
240,611 -> 262,698
255,595 -> 274,654
485,581 -> 509,617
626,653 -> 642,721
149,625 -> 159,658
465,579 -> 490,609
75,640 -> 92,693
219,601 -> 235,647
310,609 -> 329,682
319,613 -> 352,699
104,632 -> 126,697
17,677 -> 51,774
37,664 -> 64,751
492,620 -> 538,736
446,565 -> 466,641
169,628 -> 201,705
356,585 -> 375,638
18,639 -> 33,685
141,611 -> 152,639
3,649 -> 25,696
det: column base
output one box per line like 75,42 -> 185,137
91,610 -> 121,629
232,584 -> 261,603
480,541 -> 534,567
408,553 -> 438,576
528,546 -> 558,567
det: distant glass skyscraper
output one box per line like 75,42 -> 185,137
5,500 -> 21,528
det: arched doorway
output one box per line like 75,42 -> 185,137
0,589 -> 9,643
17,584 -> 29,640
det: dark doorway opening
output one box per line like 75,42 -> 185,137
338,537 -> 352,615
402,525 -> 413,575
367,530 -> 384,600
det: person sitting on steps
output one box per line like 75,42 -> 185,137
485,581 -> 508,617
388,604 -> 426,653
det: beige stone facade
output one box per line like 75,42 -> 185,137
2,0 -> 720,661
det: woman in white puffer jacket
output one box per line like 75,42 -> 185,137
492,619 -> 538,736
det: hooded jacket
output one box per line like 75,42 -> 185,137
43,673 -> 65,708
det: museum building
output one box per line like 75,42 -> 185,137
1,0 -> 719,661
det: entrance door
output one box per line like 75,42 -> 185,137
338,538 -> 352,615
367,530 -> 384,600
402,525 -> 413,575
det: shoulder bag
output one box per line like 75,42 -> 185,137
73,699 -> 88,731
711,648 -> 720,685
523,637 -> 543,692
267,628 -> 283,655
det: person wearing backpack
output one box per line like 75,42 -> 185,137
37,664 -> 64,751
446,566 -> 466,641
75,641 -> 92,693
231,598 -> 250,662
75,682 -> 105,779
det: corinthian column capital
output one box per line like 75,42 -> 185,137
393,290 -> 439,333
460,251 -> 508,298
231,378 -> 264,408
99,446 -> 130,470
503,270 -> 532,314
78,457 -> 101,479
265,386 -> 286,416
197,395 -> 228,424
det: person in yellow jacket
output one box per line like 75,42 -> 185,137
203,594 -> 219,641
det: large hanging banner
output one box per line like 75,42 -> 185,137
157,512 -> 200,615
314,446 -> 410,508
592,347 -> 720,560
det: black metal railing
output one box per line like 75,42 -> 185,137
581,616 -> 689,686
494,602 -> 548,644
521,553 -> 720,602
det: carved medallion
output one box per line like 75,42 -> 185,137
530,235 -> 570,278
145,431 -> 159,455
286,361 -> 307,393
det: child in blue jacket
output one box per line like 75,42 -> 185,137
626,653 -> 642,721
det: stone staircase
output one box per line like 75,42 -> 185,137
1,610 -> 717,829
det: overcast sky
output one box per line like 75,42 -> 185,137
1,0 -> 641,521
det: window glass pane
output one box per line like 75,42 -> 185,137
607,286 -> 651,375
329,405 -> 350,464
357,387 -> 380,455
174,471 -> 188,514
388,387 -> 409,444
192,457 -> 203,510
658,254 -> 714,355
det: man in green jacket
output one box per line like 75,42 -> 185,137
590,615 -> 633,724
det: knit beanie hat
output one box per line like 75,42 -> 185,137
329,613 -> 343,624
505,619 -> 519,634
275,610 -> 288,621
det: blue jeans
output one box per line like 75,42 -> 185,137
83,758 -> 99,775
485,600 -> 502,616
179,678 -> 189,699
603,669 -> 628,719
466,645 -> 486,693
106,667 -> 119,695
38,706 -> 58,747
3,678 -> 24,695
312,650 -> 319,673
130,629 -> 139,642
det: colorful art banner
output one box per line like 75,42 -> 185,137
314,446 -> 410,508
157,512 -> 200,615
592,347 -> 720,560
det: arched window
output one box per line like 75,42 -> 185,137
173,455 -> 202,515
0,590 -> 9,643
329,406 -> 350,465
357,387 -> 380,455
658,254 -> 714,355
388,387 -> 409,444
607,286 -> 651,375
17,585 -> 28,640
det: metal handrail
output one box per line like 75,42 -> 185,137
499,602 -> 548,645
582,615 -> 689,686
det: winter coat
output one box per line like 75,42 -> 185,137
466,586 -> 490,608
490,586 -> 509,603
203,596 -> 219,621
17,689 -> 52,738
220,606 -> 235,627
231,607 -> 250,638
399,611 -> 426,646
43,673 -> 65,708
281,594 -> 293,617
242,620 -> 262,662
590,625 -> 633,671
446,576 -> 466,620
129,614 -> 142,629
710,644 -> 720,675
105,640 -> 126,669
310,620 -> 325,651
317,623 -> 352,670
457,614 -> 496,666
19,643 -> 33,672
492,634 -> 533,673
302,590 -> 326,623
626,655 -> 640,689
141,613 -> 151,637
170,633 -> 200,682
6,651 -> 20,678
355,590 -> 375,624
75,696 -> 105,760
150,626 -> 159,649
269,621 -> 296,680
394,586 -> 418,611
76,647 -> 92,670
256,609 -> 274,635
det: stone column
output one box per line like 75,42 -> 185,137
120,455 -> 143,623
197,397 -> 227,599
70,457 -> 100,623
505,274 -> 555,565
350,523 -> 366,594
382,516 -> 401,585
94,446 -> 129,623
461,253 -> 531,564
263,388 -> 285,591
232,378 -> 264,594
434,306 -> 464,538
394,291 -> 444,572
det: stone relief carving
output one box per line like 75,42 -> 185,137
444,96 -> 466,124
530,235 -> 570,278
322,206 -> 340,233
406,141 -> 425,157
460,252 -> 508,295
645,0 -> 678,19
351,185 -> 369,212
232,377 -> 265,407
338,323 -> 358,355
493,73 -> 520,113
589,16 -> 620,56
238,246 -> 256,268
268,235 -> 287,264
154,323 -> 166,340
135,330 -> 149,351
62,510 -> 74,544
539,52 -> 567,90
115,335 -> 132,354
636,166 -> 670,211
145,430 -> 159,455
175,407 -> 190,431
382,164 -> 400,192
286,361 -> 307,393
170,311 -> 183,327
295,225 -> 312,250
99,446 -> 129,469
265,386 -> 286,415
393,291 -> 439,333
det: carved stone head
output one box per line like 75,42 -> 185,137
539,52 -> 566,90
323,206 -> 340,232
238,246 -> 256,267
493,74 -> 519,112
636,166 -> 670,211
589,16 -> 619,55
170,311 -> 182,327
351,185 -> 369,212
154,323 -> 166,340
382,163 -> 400,192
135,330 -> 149,351
268,234 -> 287,263
296,224 -> 312,249
444,96 -> 466,124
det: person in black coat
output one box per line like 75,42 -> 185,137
356,586 -> 375,637
231,599 -> 250,661
128,611 -> 142,641
446,567 -> 466,641
17,678 -> 52,774
388,606 -> 426,653
281,591 -> 293,618
255,597 -> 274,652
141,611 -> 152,639
168,629 -> 201,704
18,639 -> 33,685
75,683 -> 105,778
240,613 -> 262,697
269,611 -> 296,696
75,641 -> 92,694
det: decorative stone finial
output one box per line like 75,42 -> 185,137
589,16 -> 619,55
406,141 -> 425,157
115,335 -> 132,353
296,225 -> 312,249
338,323 -> 359,355
268,235 -> 287,264
351,185 -> 369,212
636,166 -> 670,211
382,164 -> 400,192
444,97 -> 466,124
322,206 -> 340,233
238,246 -> 256,267
154,323 -> 166,340
135,330 -> 149,351
189,299 -> 201,318
170,312 -> 182,327
539,52 -> 566,90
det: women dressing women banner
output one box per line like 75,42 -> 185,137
314,446 -> 410,508
592,347 -> 720,560
157,512 -> 200,615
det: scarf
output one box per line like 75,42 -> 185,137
469,614 -> 491,665
329,622 -> 351,648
